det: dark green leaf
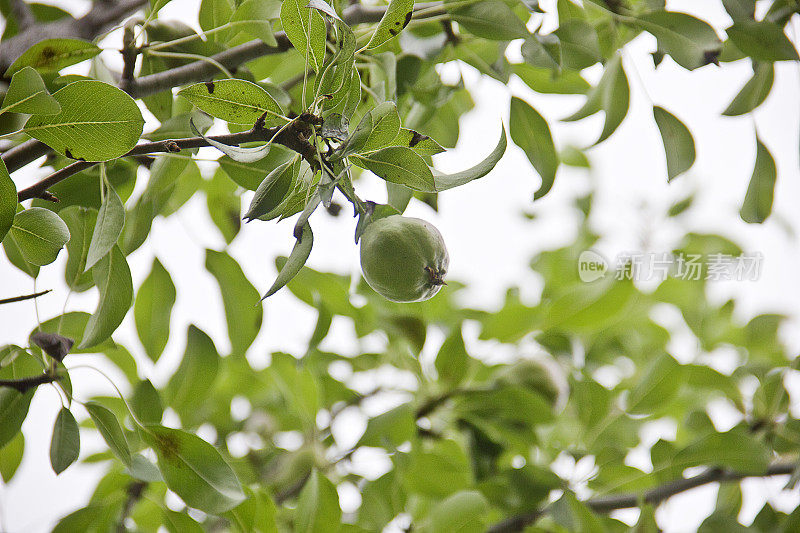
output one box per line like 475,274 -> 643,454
723,62 -> 774,116
85,183 -> 125,271
243,158 -> 298,221
740,136 -> 777,223
653,105 -> 696,181
636,11 -> 722,70
262,223 -> 313,299
50,407 -> 80,474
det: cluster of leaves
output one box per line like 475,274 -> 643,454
0,0 -> 799,530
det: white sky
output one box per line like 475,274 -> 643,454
1,0 -> 800,531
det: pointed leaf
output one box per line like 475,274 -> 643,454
0,433 -> 25,482
636,11 -> 722,70
0,388 -> 34,448
262,223 -> 313,299
78,246 -> 133,349
60,207 -> 96,292
433,125 -> 507,191
740,136 -> 777,223
191,119 -> 271,162
178,79 -> 284,125
5,39 -> 101,76
50,407 -> 80,474
243,158 -> 298,221
0,67 -> 60,115
280,0 -> 326,72
9,207 -> 70,266
131,379 -> 163,425
653,105 -> 696,181
24,81 -> 144,162
723,62 -> 774,116
352,147 -> 435,191
142,424 -> 245,513
85,184 -> 125,271
390,129 -> 446,156
0,159 -> 15,243
295,470 -> 342,533
436,326 -> 469,387
134,258 -> 176,362
85,401 -> 131,465
366,0 -> 414,49
727,21 -> 799,62
510,97 -> 558,199
166,325 -> 219,419
205,249 -> 263,356
447,0 -> 529,40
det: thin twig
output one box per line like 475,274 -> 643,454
486,462 -> 798,533
0,289 -> 51,305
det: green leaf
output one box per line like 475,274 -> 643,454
243,158 -> 298,221
0,388 -> 34,448
199,0 -> 234,40
60,207 -> 96,292
563,53 -> 629,145
653,105 -> 696,181
134,258 -> 176,362
131,379 -> 163,425
231,0 -> 279,46
366,0 -> 414,49
673,428 -> 770,473
178,79 -> 284,125
432,125 -> 507,191
0,67 -> 60,115
726,21 -> 799,62
0,159 -> 16,243
85,183 -> 125,271
447,0 -> 529,40
512,63 -> 591,95
636,11 -> 722,70
0,433 -> 24,482
359,403 -> 415,448
50,407 -> 80,474
627,353 -> 683,414
203,169 -> 240,244
9,207 -> 70,266
723,62 -> 774,116
205,249 -> 263,356
740,136 -> 777,223
219,146 -> 294,190
262,223 -> 313,299
417,491 -> 489,533
554,20 -> 603,70
3,227 -> 40,277
402,440 -> 472,498
510,97 -> 558,200
166,325 -> 220,418
24,80 -> 144,162
142,424 -> 246,513
78,246 -> 133,349
162,509 -> 205,533
390,129 -> 446,156
352,147 -> 435,192
85,401 -> 131,466
435,326 -> 469,387
295,470 -> 342,533
281,0 -> 327,72
5,38 -> 101,76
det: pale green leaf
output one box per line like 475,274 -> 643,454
281,0 -> 327,72
5,39 -> 101,76
366,0 -> 414,49
510,97 -> 558,199
0,159 -> 15,243
85,183 -> 125,271
0,67 -> 60,115
295,470 -> 342,533
417,491 -> 489,533
134,258 -> 176,362
447,0 -> 529,40
142,424 -> 245,513
166,325 -> 220,418
0,433 -> 24,482
85,401 -> 131,465
9,207 -> 70,266
178,79 -> 284,125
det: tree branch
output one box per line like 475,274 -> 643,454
0,289 -> 51,305
0,0 -> 148,74
487,462 -> 798,533
0,373 -> 60,393
1,2 -> 446,173
16,116 -> 321,201
9,0 -> 36,32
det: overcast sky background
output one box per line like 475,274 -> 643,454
2,0 -> 800,531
